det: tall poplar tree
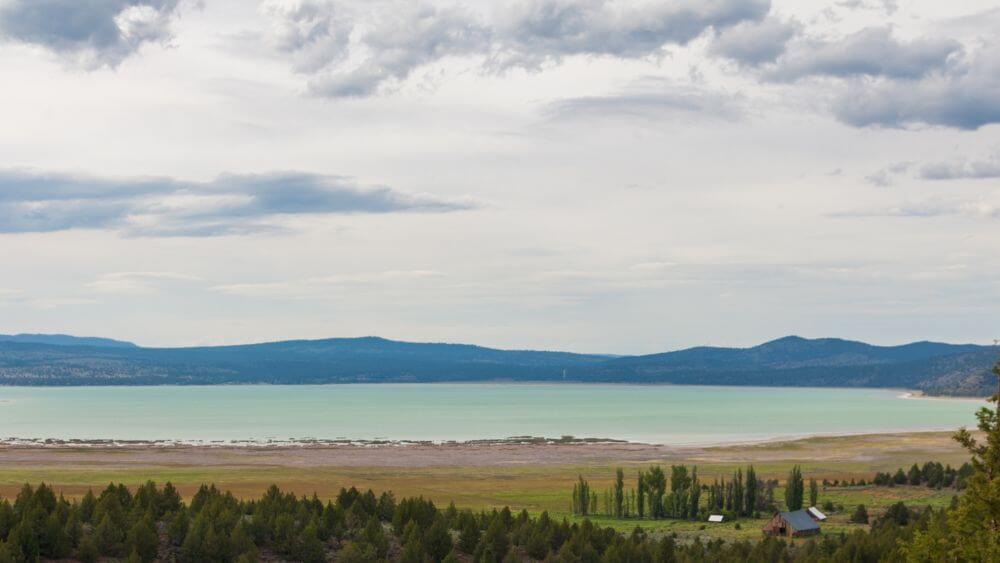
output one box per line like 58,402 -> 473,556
785,466 -> 804,511
636,471 -> 646,518
613,468 -> 624,518
744,466 -> 757,517
733,469 -> 744,516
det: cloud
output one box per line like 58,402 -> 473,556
864,161 -> 912,187
263,0 -> 771,97
0,169 -> 473,236
831,199 -> 1000,220
26,298 -> 101,310
919,154 -> 1000,180
708,16 -> 798,65
763,27 -> 960,81
0,0 -> 182,69
866,152 -> 1000,184
835,0 -> 898,15
87,271 -> 203,294
545,81 -> 744,121
0,288 -> 22,304
831,44 -> 1000,129
705,16 -> 997,130
211,270 -> 443,298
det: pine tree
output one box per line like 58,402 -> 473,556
458,515 -> 480,553
125,515 -> 158,563
850,504 -> 868,524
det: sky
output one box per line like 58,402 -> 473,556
0,0 -> 998,354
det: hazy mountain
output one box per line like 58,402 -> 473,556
0,334 -> 136,348
0,335 -> 995,396
582,336 -> 995,396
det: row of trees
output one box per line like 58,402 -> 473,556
704,466 -> 779,518
577,465 -> 705,521
578,464 -> 788,521
872,461 -> 973,489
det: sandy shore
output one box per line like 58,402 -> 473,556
0,430 -> 973,469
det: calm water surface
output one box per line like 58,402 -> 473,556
0,384 -> 986,445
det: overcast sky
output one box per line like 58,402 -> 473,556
0,0 -> 998,353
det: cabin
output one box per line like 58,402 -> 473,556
807,507 -> 827,521
762,509 -> 821,537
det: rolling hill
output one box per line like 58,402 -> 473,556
0,335 -> 995,396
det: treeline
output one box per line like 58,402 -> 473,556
575,465 -> 780,521
871,461 -> 973,490
0,480 -> 967,563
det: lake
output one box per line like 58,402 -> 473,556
0,384 -> 986,445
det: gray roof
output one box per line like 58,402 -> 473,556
779,509 -> 820,531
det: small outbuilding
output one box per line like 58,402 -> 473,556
708,514 -> 724,523
762,509 -> 821,537
807,507 -> 828,521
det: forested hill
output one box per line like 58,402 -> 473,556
0,335 -> 995,396
579,336 -> 997,396
0,333 -> 136,348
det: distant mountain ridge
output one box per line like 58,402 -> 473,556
0,334 -> 995,396
0,334 -> 136,348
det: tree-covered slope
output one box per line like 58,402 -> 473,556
0,335 -> 994,396
0,333 -> 136,348
583,337 -> 995,396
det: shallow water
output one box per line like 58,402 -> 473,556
0,384 -> 986,445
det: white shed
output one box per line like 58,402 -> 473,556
708,514 -> 724,523
807,507 -> 827,521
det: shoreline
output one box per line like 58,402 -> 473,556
0,427 -> 974,450
0,381 -> 988,398
0,430 -> 976,476
898,390 -> 989,403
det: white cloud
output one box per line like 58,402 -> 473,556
87,271 -> 203,295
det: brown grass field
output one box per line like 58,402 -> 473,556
0,430 -> 973,540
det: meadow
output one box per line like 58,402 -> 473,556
0,431 -> 971,542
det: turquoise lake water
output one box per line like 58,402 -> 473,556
0,384 -> 986,445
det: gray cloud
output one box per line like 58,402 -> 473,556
490,0 -> 770,67
706,17 -> 996,130
708,17 -> 798,65
836,0 -> 898,15
0,169 -> 473,236
545,80 -> 744,121
831,200 -> 1000,220
764,27 -> 960,81
919,155 -> 1000,180
264,0 -> 771,97
0,0 -> 182,68
864,161 -> 911,187
831,45 -> 1000,129
865,153 -> 1000,184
